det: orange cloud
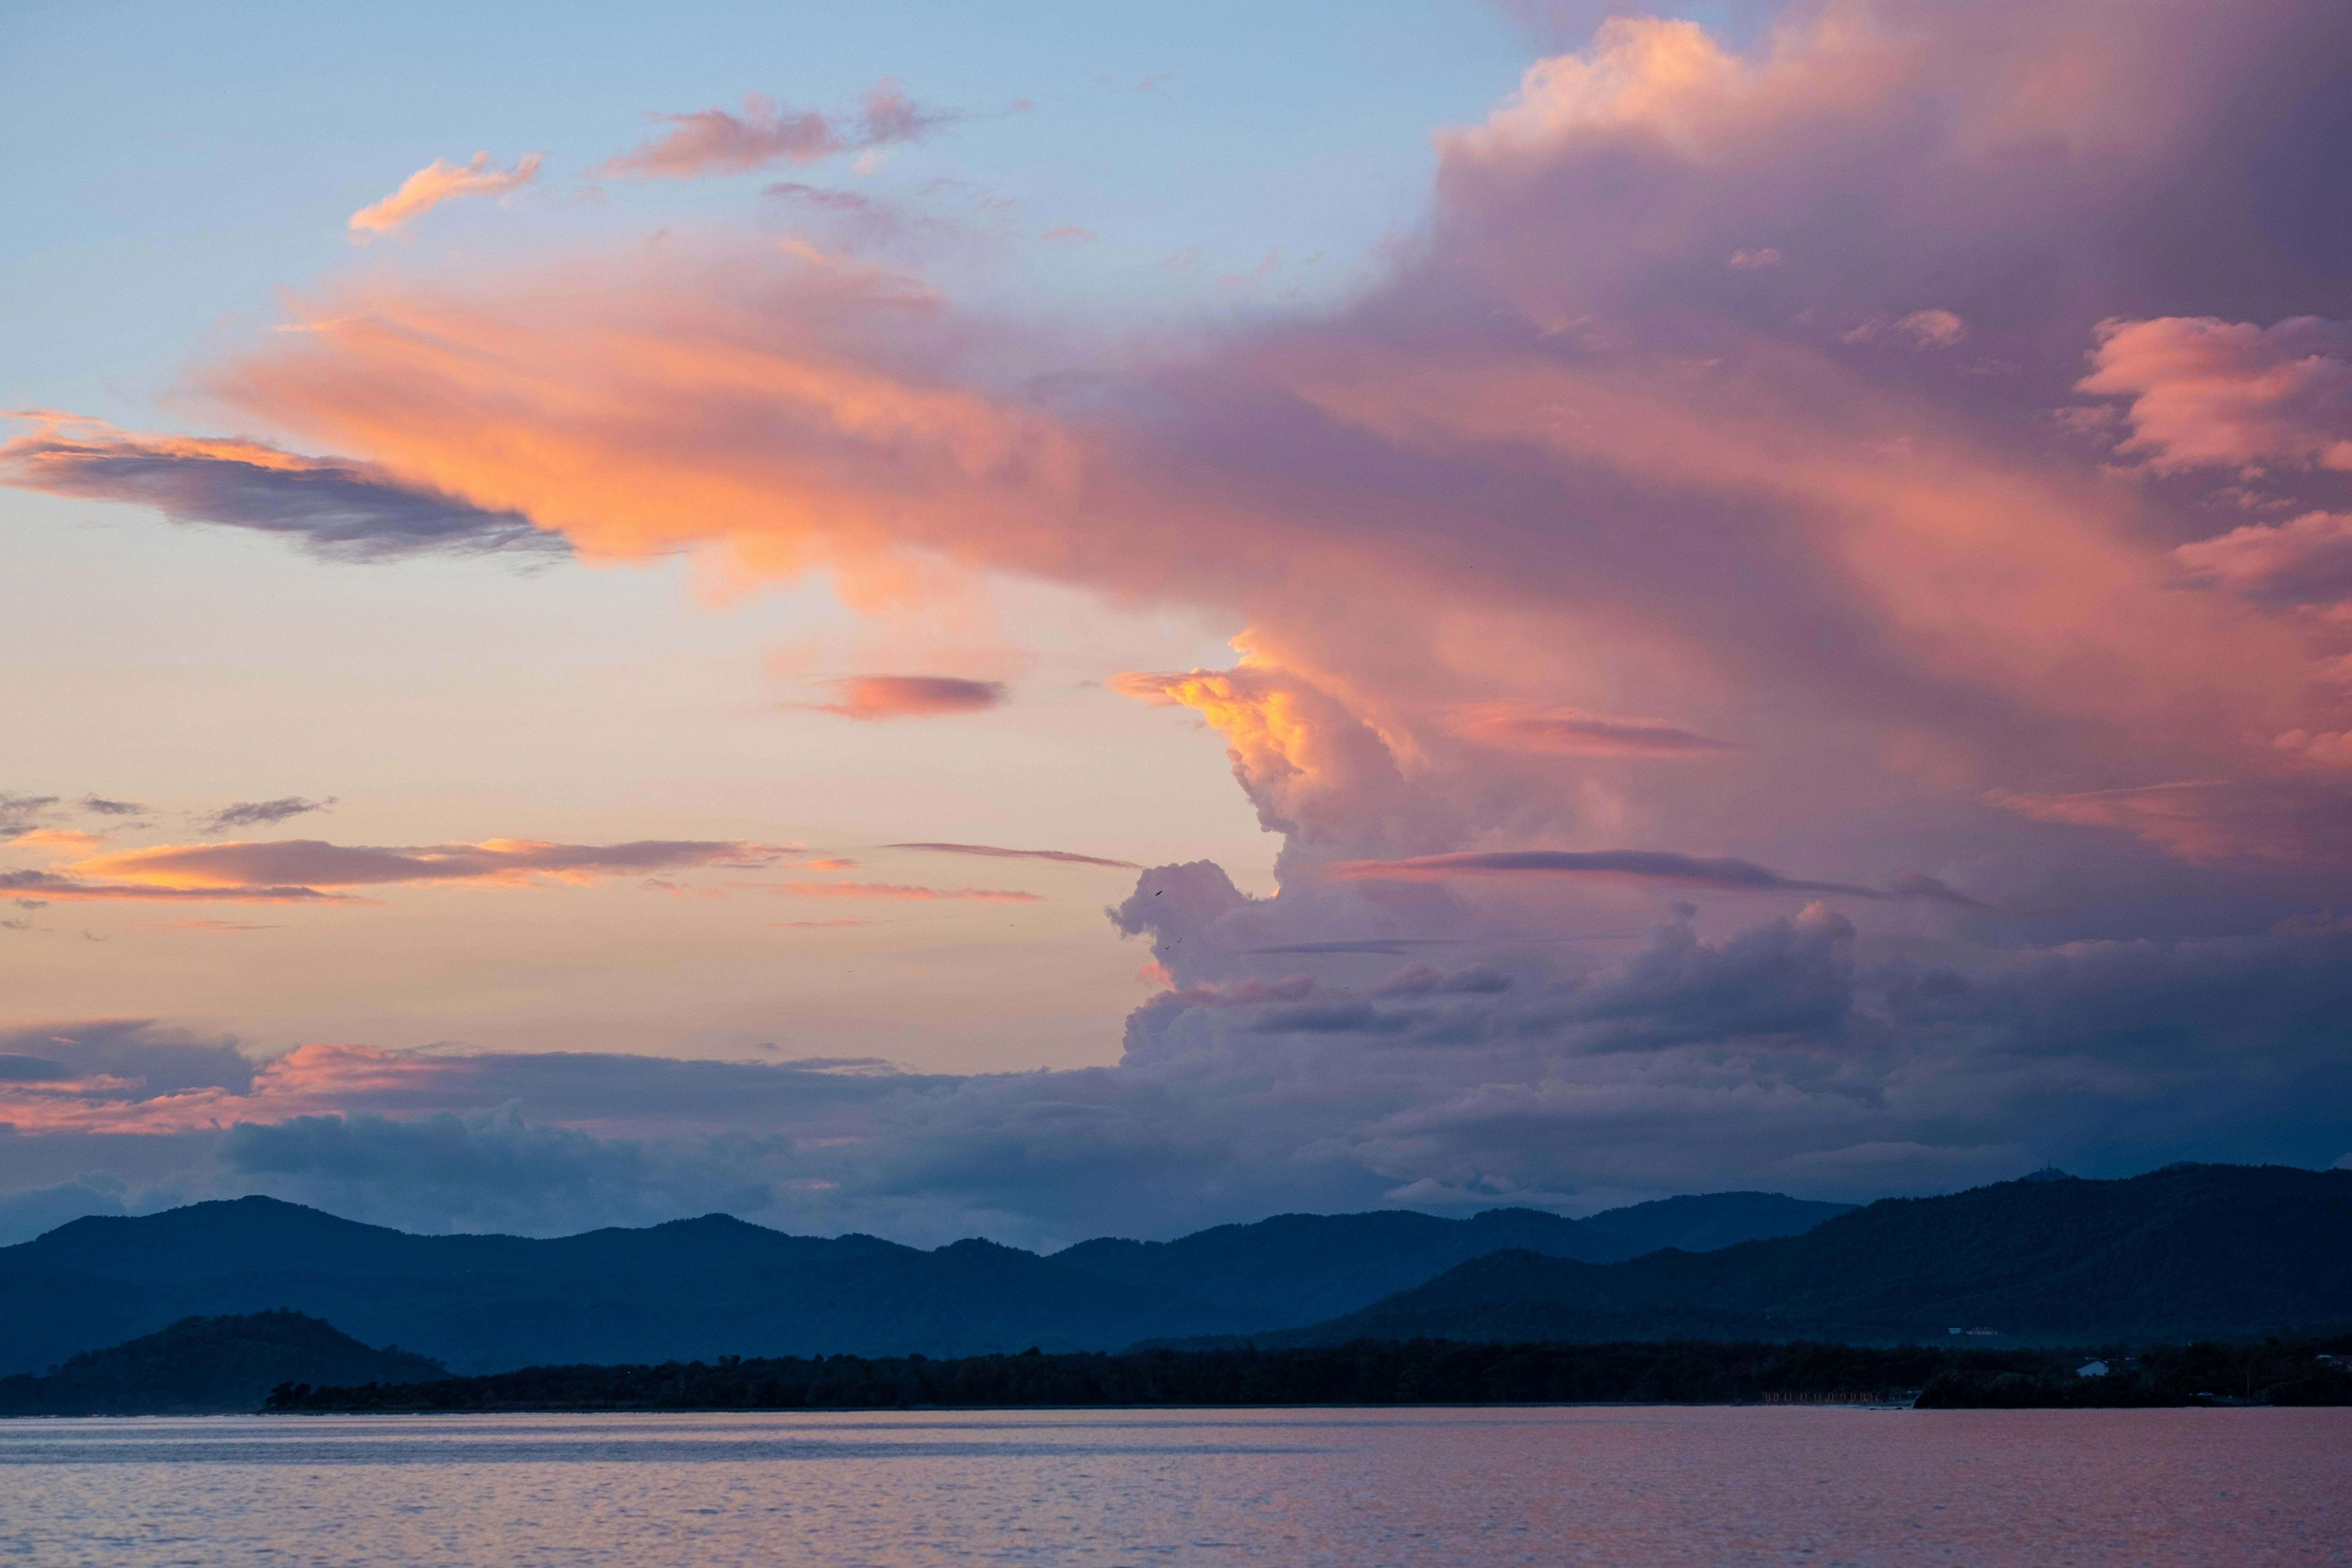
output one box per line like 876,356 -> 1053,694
127,0 -> 2350,878
71,837 -> 783,889
198,256 -> 1083,594
348,152 -> 542,238
1112,664 -> 1417,849
20,838 -> 789,903
767,918 -> 878,929
9,829 -> 105,855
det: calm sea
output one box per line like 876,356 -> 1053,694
1,1406 -> 2344,1566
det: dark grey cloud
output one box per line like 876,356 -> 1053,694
1535,904 -> 1858,1051
0,1055 -> 74,1080
0,869 -> 352,905
0,1019 -> 259,1098
887,841 -> 1140,869
0,793 -> 58,837
196,797 -> 335,834
1325,849 -> 1985,906
1374,962 -> 1513,997
0,432 -> 565,563
1240,938 -> 1466,956
1106,859 -> 1256,942
599,83 -> 961,181
222,1109 -> 777,1236
790,676 -> 1007,720
76,796 -> 146,817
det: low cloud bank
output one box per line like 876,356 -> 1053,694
5,877 -> 2347,1247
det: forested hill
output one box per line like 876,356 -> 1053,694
0,1311 -> 443,1416
0,1189 -> 1846,1377
1270,1164 -> 2352,1347
1045,1193 -> 1849,1328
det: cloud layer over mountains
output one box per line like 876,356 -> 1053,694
4,0 -> 2351,1243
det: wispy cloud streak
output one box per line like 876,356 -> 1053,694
348,152 -> 542,238
1321,850 -> 1982,906
598,83 -> 956,180
69,838 -> 789,891
197,798 -> 336,834
0,421 -> 561,562
886,842 -> 1139,869
757,882 -> 1044,902
789,676 -> 1007,720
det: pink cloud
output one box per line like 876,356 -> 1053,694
1985,780 -> 2352,865
767,918 -> 878,929
348,152 -> 541,238
1043,225 -> 1097,243
2173,510 -> 2352,604
90,0 -> 2351,886
597,83 -> 955,180
2078,316 -> 2352,474
0,1043 -> 453,1134
1219,250 -> 1279,287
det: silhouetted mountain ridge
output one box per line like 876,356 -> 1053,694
0,1189 -> 1846,1376
1263,1165 -> 2352,1347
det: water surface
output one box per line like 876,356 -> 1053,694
2,1406 -> 2344,1566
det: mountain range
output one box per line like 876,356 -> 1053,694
0,1189 -> 1846,1376
4,1166 -> 2340,1380
1261,1164 -> 2352,1347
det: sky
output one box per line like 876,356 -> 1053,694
4,0 -> 2350,1249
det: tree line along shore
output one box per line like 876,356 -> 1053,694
265,1334 -> 2352,1414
